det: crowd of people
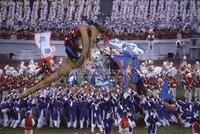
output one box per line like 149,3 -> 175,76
107,0 -> 200,37
0,0 -> 100,40
0,58 -> 63,92
0,55 -> 200,133
0,0 -> 198,40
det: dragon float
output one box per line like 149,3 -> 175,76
18,25 -> 100,98
18,24 -> 177,113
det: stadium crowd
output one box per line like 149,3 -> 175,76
0,0 -> 199,40
107,0 -> 200,37
0,0 -> 100,40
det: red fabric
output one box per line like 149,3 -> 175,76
120,117 -> 129,129
169,78 -> 177,88
103,35 -> 109,44
25,117 -> 33,131
194,121 -> 200,133
183,76 -> 192,89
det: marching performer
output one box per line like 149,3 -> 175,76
37,96 -> 47,128
147,108 -> 161,134
118,110 -> 135,134
193,69 -> 200,101
91,99 -> 103,133
79,96 -> 89,128
141,96 -> 152,128
67,96 -> 78,128
49,97 -> 62,128
10,97 -> 21,128
194,78 -> 200,101
103,112 -> 115,134
1,99 -> 10,127
192,116 -> 200,134
169,75 -> 178,99
21,112 -> 35,134
183,73 -> 193,101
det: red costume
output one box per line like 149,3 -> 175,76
193,121 -> 200,134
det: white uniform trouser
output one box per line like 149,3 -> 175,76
49,115 -> 53,128
37,110 -> 44,128
24,129 -> 33,134
194,88 -> 200,101
53,112 -> 60,128
120,128 -> 129,134
153,89 -> 160,98
144,110 -> 149,127
91,123 -> 103,133
184,88 -> 192,101
2,109 -> 8,127
11,113 -> 21,128
171,88 -> 176,98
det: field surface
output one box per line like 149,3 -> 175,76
0,125 -> 191,134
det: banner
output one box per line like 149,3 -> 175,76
35,32 -> 55,59
109,39 -> 145,55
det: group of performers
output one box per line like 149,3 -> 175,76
0,58 -> 63,93
0,56 -> 200,133
137,59 -> 200,102
0,81 -> 200,133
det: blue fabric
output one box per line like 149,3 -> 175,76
91,104 -> 102,124
113,51 -> 132,89
160,80 -> 173,101
132,54 -> 140,69
122,70 -> 128,88
65,45 -> 78,60
68,101 -> 78,122
90,73 -> 96,85
79,101 -> 89,121
86,19 -> 94,25
103,116 -> 114,134
131,69 -> 139,84
83,72 -> 89,81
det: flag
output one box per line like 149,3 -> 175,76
160,80 -> 173,101
35,32 -> 56,59
113,51 -> 132,89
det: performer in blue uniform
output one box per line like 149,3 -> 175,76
37,96 -> 47,128
147,109 -> 161,134
1,100 -> 10,127
103,113 -> 114,134
91,100 -> 103,133
67,96 -> 78,128
79,96 -> 89,128
10,98 -> 20,128
50,97 -> 62,128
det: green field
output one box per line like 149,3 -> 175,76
0,125 -> 191,134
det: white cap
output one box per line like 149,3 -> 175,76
183,55 -> 187,60
187,64 -> 191,68
30,60 -> 34,64
4,65 -> 9,70
187,73 -> 192,77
